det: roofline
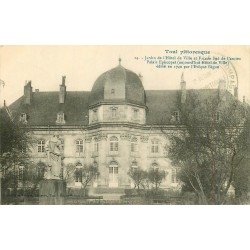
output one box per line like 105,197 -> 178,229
89,101 -> 147,109
23,123 -> 186,131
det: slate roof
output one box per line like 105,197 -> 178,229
10,91 -> 90,126
89,65 -> 145,107
9,88 -> 233,126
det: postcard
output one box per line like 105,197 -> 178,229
0,45 -> 249,205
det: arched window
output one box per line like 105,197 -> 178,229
75,162 -> 83,183
109,161 -> 118,187
131,137 -> 138,153
151,162 -> 159,170
76,139 -> 83,153
110,136 -> 119,153
37,140 -> 45,153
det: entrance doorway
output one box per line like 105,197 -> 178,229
109,161 -> 118,187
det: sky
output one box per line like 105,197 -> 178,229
0,45 -> 249,106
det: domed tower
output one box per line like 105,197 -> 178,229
89,59 -> 146,124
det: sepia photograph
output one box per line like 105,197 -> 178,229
1,1 -> 250,250
0,45 -> 249,205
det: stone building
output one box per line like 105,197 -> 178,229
9,59 -> 239,194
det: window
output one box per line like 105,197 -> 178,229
38,164 -> 45,179
93,137 -> 99,153
111,107 -> 117,118
152,162 -> 159,170
131,160 -> 138,170
18,166 -> 24,180
109,161 -> 118,174
109,160 -> 119,187
111,89 -> 115,95
21,140 -> 27,153
93,161 -> 98,187
215,111 -> 220,122
151,140 -> 159,153
133,109 -> 139,119
110,136 -> 119,153
93,109 -> 98,122
56,113 -> 65,124
93,161 -> 98,168
109,165 -> 118,174
75,163 -> 83,183
60,139 -> 64,151
37,140 -> 45,153
173,111 -> 180,122
172,168 -> 177,183
76,139 -> 83,153
20,113 -> 27,123
131,137 -> 138,153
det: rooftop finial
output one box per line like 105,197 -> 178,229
118,57 -> 122,65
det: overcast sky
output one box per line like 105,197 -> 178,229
0,45 -> 249,106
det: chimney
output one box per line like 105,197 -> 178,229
218,79 -> 226,101
35,89 -> 39,93
234,87 -> 238,99
180,72 -> 186,104
59,76 -> 66,104
24,81 -> 33,104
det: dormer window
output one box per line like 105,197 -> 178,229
170,111 -> 180,123
56,113 -> 65,124
173,111 -> 180,122
20,113 -> 27,123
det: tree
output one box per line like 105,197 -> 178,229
128,167 -> 148,191
165,91 -> 250,204
78,165 -> 99,192
232,157 -> 250,203
0,107 -> 33,202
64,164 -> 99,197
147,168 -> 166,192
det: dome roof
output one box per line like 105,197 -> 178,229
89,61 -> 145,107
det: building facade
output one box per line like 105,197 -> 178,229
10,60 -> 236,193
